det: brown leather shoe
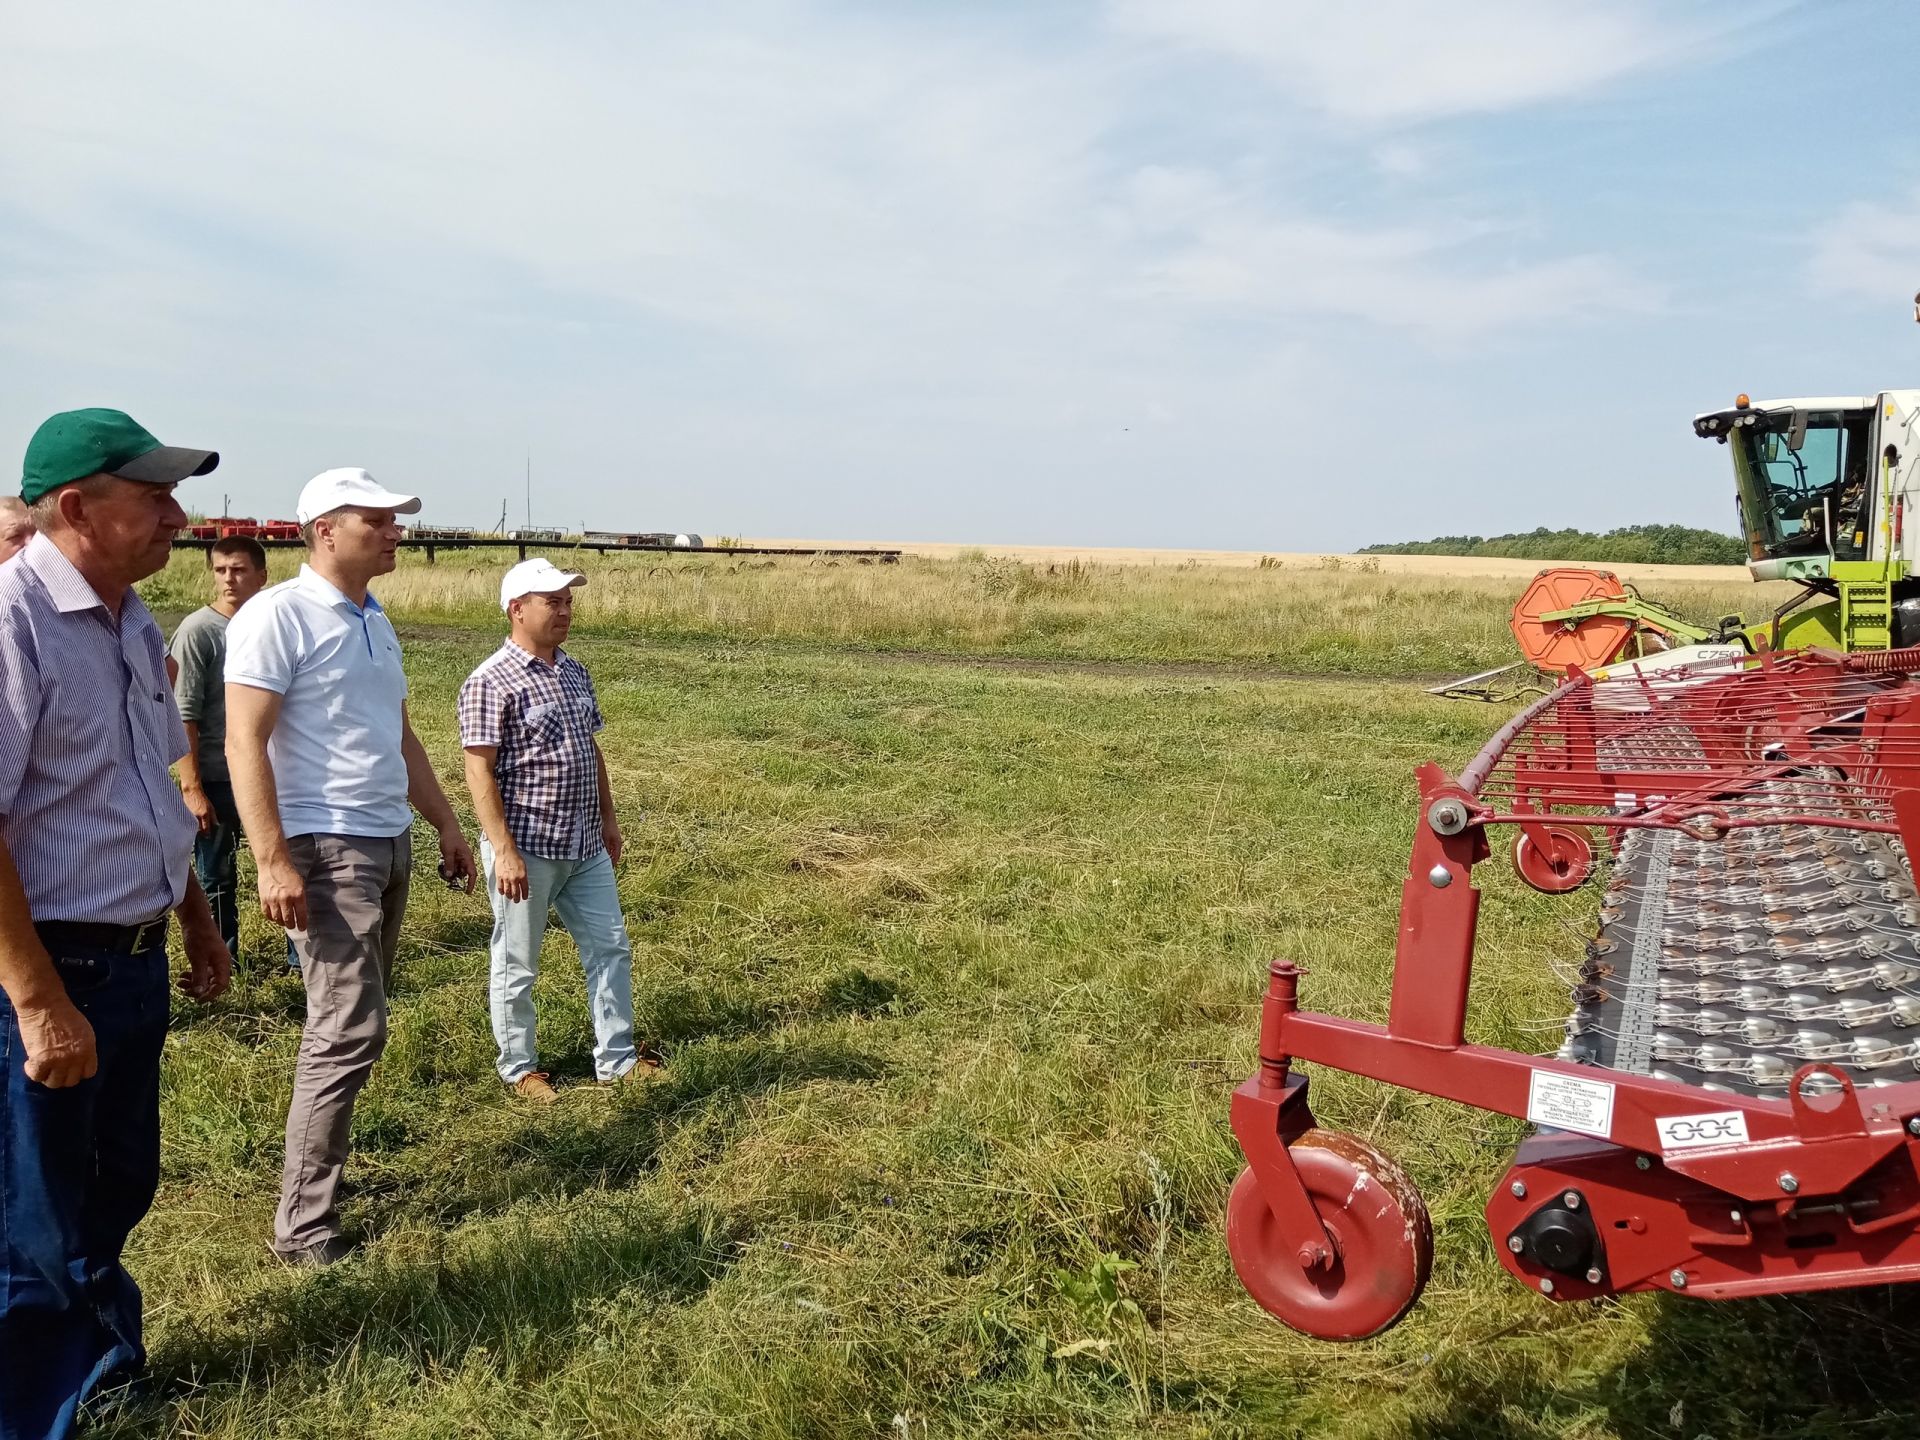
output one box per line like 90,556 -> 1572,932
511,1072 -> 560,1104
607,1054 -> 667,1087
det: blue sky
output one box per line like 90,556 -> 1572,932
2,1 -> 1914,549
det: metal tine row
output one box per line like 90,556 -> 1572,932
1600,886 -> 1914,924
1558,755 -> 1920,1095
1569,1004 -> 1920,1054
1560,1023 -> 1920,1091
1578,952 -> 1920,995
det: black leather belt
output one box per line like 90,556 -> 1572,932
34,916 -> 170,955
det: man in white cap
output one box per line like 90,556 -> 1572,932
458,558 -> 653,1102
224,468 -> 477,1265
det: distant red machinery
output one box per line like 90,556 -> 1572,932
183,516 -> 301,541
1228,646 -> 1920,1338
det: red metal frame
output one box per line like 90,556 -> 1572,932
1231,649 -> 1920,1325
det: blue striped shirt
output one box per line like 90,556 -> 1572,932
0,533 -> 195,923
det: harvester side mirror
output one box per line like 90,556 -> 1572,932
1787,412 -> 1808,452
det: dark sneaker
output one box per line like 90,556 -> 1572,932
270,1235 -> 356,1268
80,1366 -> 150,1424
511,1071 -> 560,1104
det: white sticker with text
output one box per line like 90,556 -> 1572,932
1656,1110 -> 1750,1152
1527,1070 -> 1616,1139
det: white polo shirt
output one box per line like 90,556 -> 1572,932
224,564 -> 413,838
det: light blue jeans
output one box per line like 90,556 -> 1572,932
481,841 -> 638,1084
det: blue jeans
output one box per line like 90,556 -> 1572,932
193,780 -> 241,962
481,842 -> 636,1083
0,939 -> 169,1440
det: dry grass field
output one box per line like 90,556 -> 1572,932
105,549 -> 1915,1439
146,547 -> 1791,681
740,540 -> 1756,588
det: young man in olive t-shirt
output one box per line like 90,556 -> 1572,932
169,534 -> 268,959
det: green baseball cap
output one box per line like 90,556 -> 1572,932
20,407 -> 219,504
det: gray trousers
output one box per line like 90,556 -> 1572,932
273,831 -> 412,1252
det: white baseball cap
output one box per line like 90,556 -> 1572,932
295,467 -> 424,525
500,557 -> 587,611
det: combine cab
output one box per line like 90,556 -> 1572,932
1435,391 -> 1920,700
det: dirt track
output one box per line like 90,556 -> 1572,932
860,648 -> 1456,687
740,538 -> 1751,587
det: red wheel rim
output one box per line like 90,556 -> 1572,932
1225,1131 -> 1432,1341
1512,825 -> 1594,894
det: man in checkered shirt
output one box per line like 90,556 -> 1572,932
458,559 -> 658,1101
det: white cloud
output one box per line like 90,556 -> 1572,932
1370,142 -> 1434,179
1108,0 -> 1736,126
1808,186 -> 1920,305
0,4 -> 1654,382
1118,167 -> 1656,338
0,1 -> 1700,542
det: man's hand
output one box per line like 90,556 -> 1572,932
491,843 -> 529,902
18,994 -> 97,1089
178,921 -> 232,1002
259,854 -> 309,931
181,783 -> 216,836
602,817 -> 624,867
440,826 -> 478,894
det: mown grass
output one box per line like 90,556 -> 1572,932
109,561 -> 1920,1438
140,548 -> 1793,678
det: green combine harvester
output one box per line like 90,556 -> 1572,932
1436,388 -> 1920,700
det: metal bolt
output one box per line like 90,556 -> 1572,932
1585,1267 -> 1604,1285
1778,1172 -> 1800,1194
1538,1278 -> 1554,1294
1296,1243 -> 1328,1269
1510,1180 -> 1527,1199
1428,864 -> 1452,888
1427,797 -> 1470,836
1907,1117 -> 1920,1138
1562,1191 -> 1581,1210
1635,1155 -> 1652,1171
1507,1235 -> 1525,1254
1669,1269 -> 1688,1289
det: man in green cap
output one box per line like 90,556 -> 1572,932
0,408 -> 232,1439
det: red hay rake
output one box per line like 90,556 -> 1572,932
1227,646 -> 1920,1339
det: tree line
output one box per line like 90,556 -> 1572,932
1358,524 -> 1745,566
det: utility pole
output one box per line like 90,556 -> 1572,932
525,451 -> 532,529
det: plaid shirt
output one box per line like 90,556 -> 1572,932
457,640 -> 607,860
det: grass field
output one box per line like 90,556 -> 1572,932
142,548 -> 1792,678
102,553 -> 1920,1438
